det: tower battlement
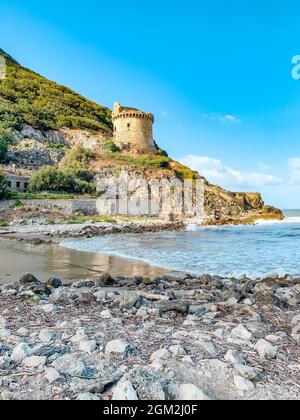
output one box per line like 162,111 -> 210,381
112,102 -> 156,153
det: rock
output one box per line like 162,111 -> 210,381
77,393 -> 101,401
95,273 -> 114,287
0,356 -> 11,370
255,339 -> 277,359
129,368 -> 166,400
156,301 -> 189,315
19,282 -> 51,296
45,367 -> 62,384
73,280 -> 95,289
163,271 -> 191,282
112,379 -> 139,400
50,287 -> 73,304
100,309 -> 113,319
16,327 -> 29,337
40,303 -> 59,313
197,340 -> 218,356
231,324 -> 252,341
274,287 -> 299,307
46,277 -> 63,289
52,354 -> 89,378
105,339 -> 131,356
177,384 -> 211,400
234,364 -> 259,381
79,340 -> 97,354
150,348 -> 170,361
10,342 -> 32,363
234,375 -> 255,393
39,329 -> 56,343
77,292 -> 96,304
0,328 -> 11,339
22,356 -> 46,368
93,290 -> 107,302
225,349 -> 246,366
19,273 -> 40,285
169,345 -> 187,356
70,334 -> 88,344
116,291 -> 141,310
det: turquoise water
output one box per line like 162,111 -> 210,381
62,210 -> 300,279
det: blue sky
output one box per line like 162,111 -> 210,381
1,0 -> 300,208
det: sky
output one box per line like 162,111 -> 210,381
1,0 -> 300,208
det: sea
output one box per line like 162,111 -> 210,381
61,210 -> 300,279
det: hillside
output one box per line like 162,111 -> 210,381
0,49 -> 284,224
0,49 -> 112,133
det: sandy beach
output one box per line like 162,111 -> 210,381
0,238 -> 168,285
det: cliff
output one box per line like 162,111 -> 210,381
0,49 -> 283,224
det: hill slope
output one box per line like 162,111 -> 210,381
0,49 -> 112,133
0,49 -> 283,224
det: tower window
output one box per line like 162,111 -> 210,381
127,123 -> 130,128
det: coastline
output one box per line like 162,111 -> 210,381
0,238 -> 169,285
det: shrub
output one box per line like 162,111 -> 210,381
59,145 -> 95,181
0,128 -> 14,162
29,166 -> 95,194
102,139 -> 120,154
0,170 -> 8,197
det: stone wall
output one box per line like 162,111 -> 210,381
0,199 -> 100,215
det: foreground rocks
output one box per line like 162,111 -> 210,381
0,271 -> 299,400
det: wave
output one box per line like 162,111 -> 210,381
254,217 -> 300,226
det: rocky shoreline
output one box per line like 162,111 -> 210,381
0,270 -> 299,400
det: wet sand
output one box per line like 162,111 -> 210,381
0,239 -> 168,285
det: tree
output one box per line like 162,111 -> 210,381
0,170 -> 8,198
0,128 -> 14,162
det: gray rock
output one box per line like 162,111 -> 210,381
79,340 -> 97,354
225,349 -> 246,366
230,324 -> 252,341
177,384 -> 212,400
22,356 -> 46,368
39,329 -> 56,343
46,277 -> 63,289
105,339 -> 131,356
234,364 -> 259,381
234,375 -> 255,392
16,327 -> 29,337
112,379 -> 139,400
52,354 -> 89,378
19,273 -> 40,285
76,393 -> 101,401
45,367 -> 62,384
116,291 -> 141,309
10,342 -> 32,363
255,339 -> 277,359
150,348 -> 170,361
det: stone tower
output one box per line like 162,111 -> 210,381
112,102 -> 156,153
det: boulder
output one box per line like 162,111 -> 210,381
19,273 -> 40,285
52,354 -> 89,378
116,291 -> 142,310
255,339 -> 277,359
79,340 -> 97,354
46,277 -> 63,289
105,339 -> 131,356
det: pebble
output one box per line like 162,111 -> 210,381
177,384 -> 211,401
112,379 -> 139,400
231,324 -> 252,341
45,367 -> 62,384
39,329 -> 56,343
234,375 -> 255,393
22,356 -> 46,368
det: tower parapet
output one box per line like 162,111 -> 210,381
112,102 -> 156,153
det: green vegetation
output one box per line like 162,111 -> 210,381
102,138 -> 120,154
29,166 -> 96,194
4,191 -> 75,200
67,215 -> 117,225
0,128 -> 14,162
0,220 -> 8,227
0,49 -> 112,133
171,161 -> 199,181
0,170 -> 8,197
10,200 -> 24,208
59,145 -> 94,182
109,154 -> 171,169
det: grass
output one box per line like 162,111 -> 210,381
67,215 -> 117,225
4,191 -> 77,200
0,220 -> 8,227
105,154 -> 171,169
